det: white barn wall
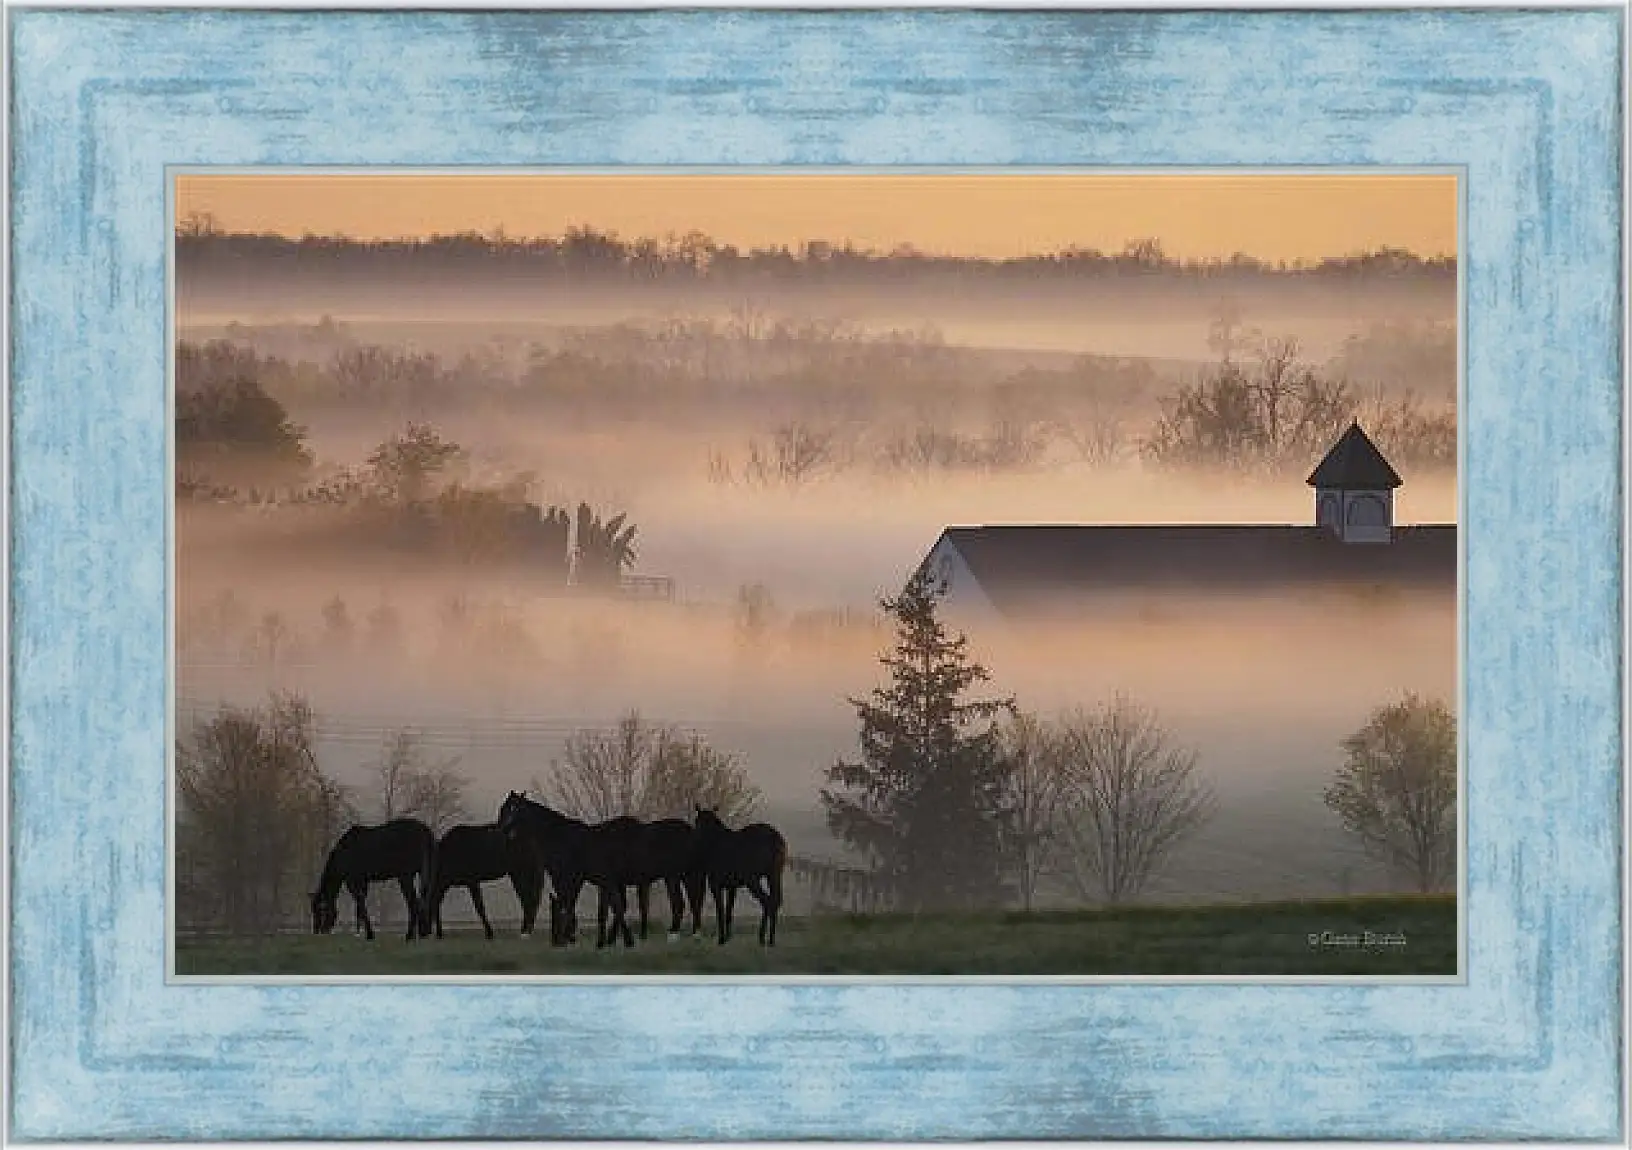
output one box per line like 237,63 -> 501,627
923,533 -> 1004,634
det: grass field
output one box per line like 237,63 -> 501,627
176,895 -> 1456,977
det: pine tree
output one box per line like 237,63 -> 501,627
821,567 -> 1014,911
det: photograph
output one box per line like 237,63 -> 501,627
171,170 -> 1460,978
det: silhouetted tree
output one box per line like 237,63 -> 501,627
176,373 -> 311,484
434,484 -> 521,564
365,422 -> 465,505
176,692 -> 354,934
331,346 -> 445,406
1144,339 -> 1353,473
371,729 -> 470,835
571,503 -> 638,590
822,567 -> 1015,911
998,710 -> 1070,912
179,228 -> 1454,292
320,596 -> 353,657
1051,695 -> 1216,906
644,730 -> 764,823
742,422 -> 837,486
1206,297 -> 1256,365
1324,694 -> 1457,893
1356,387 -> 1459,471
544,711 -> 762,823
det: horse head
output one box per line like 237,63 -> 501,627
309,890 -> 338,934
499,790 -> 541,842
497,792 -> 522,836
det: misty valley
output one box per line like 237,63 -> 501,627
175,229 -> 1458,975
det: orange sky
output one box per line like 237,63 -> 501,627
176,172 -> 1457,262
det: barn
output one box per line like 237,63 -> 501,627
917,421 -> 1456,626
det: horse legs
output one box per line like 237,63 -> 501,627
518,889 -> 539,939
767,867 -> 783,947
664,876 -> 686,936
712,881 -> 729,946
725,885 -> 739,943
747,877 -> 780,947
352,882 -> 376,941
596,883 -> 632,948
636,882 -> 652,940
397,875 -> 421,941
467,883 -> 495,940
514,871 -> 541,938
555,877 -> 583,946
430,879 -> 447,939
616,885 -> 635,948
686,873 -> 707,937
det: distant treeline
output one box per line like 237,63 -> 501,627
176,313 -> 1456,502
176,220 -> 1456,285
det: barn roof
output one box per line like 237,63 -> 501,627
930,524 -> 1455,616
1306,421 -> 1403,489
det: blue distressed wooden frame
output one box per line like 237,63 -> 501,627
7,7 -> 1623,1141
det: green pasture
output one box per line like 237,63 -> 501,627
177,895 -> 1456,977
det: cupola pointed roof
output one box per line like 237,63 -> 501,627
1306,421 -> 1403,490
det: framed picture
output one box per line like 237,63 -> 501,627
7,5 -> 1622,1141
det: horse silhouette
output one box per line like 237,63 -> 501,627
599,814 -> 707,939
693,807 -> 787,946
310,818 -> 435,941
428,823 -> 544,939
496,792 -> 640,948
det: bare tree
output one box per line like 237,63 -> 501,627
998,709 -> 1070,912
1144,339 -> 1355,473
1206,297 -> 1255,365
1052,695 -> 1217,906
743,422 -> 836,486
547,712 -> 654,821
1324,694 -> 1457,893
374,730 -> 418,822
544,710 -> 762,823
1054,404 -> 1126,467
402,765 -> 473,836
1249,336 -> 1303,453
371,729 -> 470,834
644,729 -> 764,823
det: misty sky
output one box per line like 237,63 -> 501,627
176,173 -> 1458,263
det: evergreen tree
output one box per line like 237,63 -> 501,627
821,567 -> 1014,911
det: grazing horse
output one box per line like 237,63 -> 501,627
310,818 -> 436,941
693,807 -> 787,946
600,815 -> 707,939
496,792 -> 640,948
428,823 -> 545,939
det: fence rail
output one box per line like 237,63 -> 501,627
619,574 -> 676,601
